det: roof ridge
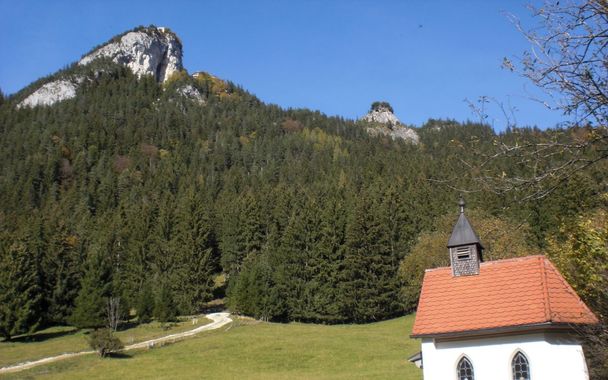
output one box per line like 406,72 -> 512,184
539,257 -> 553,321
424,255 -> 549,272
479,255 -> 546,266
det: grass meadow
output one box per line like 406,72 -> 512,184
2,314 -> 421,379
0,317 -> 212,369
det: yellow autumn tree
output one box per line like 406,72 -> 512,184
546,206 -> 608,315
545,195 -> 608,379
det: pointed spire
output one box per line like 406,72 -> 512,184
447,200 -> 482,248
448,196 -> 484,276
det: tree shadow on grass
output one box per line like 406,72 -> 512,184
107,352 -> 132,359
116,321 -> 139,332
3,328 -> 80,344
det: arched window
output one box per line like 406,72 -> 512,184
457,356 -> 474,380
512,351 -> 530,380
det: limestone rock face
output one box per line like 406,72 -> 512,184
17,78 -> 83,109
361,103 -> 419,144
17,26 -> 184,109
362,105 -> 402,126
175,84 -> 205,104
79,26 -> 183,83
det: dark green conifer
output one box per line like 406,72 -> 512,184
136,282 -> 154,324
69,247 -> 112,329
0,238 -> 43,340
43,220 -> 82,324
171,189 -> 217,314
154,284 -> 176,323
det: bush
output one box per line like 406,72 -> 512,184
87,328 -> 124,357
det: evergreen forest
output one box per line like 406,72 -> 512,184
0,57 -> 605,360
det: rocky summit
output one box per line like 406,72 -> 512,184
18,26 -> 183,109
361,102 -> 419,144
79,26 -> 182,83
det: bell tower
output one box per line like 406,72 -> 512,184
447,197 -> 484,277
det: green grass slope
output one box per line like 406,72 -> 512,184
0,317 -> 211,369
6,315 -> 421,380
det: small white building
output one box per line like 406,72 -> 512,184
411,199 -> 598,380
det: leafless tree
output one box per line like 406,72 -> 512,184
458,1 -> 608,200
106,297 -> 122,332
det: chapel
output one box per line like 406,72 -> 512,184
410,199 -> 598,380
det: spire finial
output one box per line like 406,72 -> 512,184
459,195 -> 465,214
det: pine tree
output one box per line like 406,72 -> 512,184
171,189 -> 217,314
310,193 -> 347,323
234,253 -> 284,321
0,238 -> 43,341
275,195 -> 321,321
154,284 -> 176,323
340,190 -> 399,322
43,220 -> 82,324
219,191 -> 266,279
122,200 -> 157,303
69,247 -> 112,329
136,282 -> 154,324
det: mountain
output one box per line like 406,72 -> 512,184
79,26 -> 182,83
0,26 -> 603,332
18,26 -> 183,109
360,101 -> 419,144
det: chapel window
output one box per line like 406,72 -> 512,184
512,351 -> 530,380
457,356 -> 474,380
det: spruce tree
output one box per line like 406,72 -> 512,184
310,193 -> 347,323
0,238 -> 43,341
154,284 -> 176,323
275,195 -> 321,321
171,189 -> 217,314
136,282 -> 155,324
43,221 -> 82,324
340,190 -> 398,323
69,247 -> 112,329
229,253 -> 285,321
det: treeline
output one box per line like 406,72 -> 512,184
0,61 -> 604,339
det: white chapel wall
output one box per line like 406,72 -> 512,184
420,332 -> 589,380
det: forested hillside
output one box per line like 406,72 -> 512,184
0,41 -> 605,341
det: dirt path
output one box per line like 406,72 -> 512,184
0,312 -> 232,375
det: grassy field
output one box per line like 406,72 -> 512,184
0,317 -> 212,369
3,314 -> 421,380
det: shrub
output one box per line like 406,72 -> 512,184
88,328 -> 124,357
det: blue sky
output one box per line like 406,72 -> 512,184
0,0 -> 562,130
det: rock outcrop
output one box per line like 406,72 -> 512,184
175,84 -> 205,104
17,77 -> 83,109
361,102 -> 419,144
79,26 -> 182,83
18,26 -> 183,109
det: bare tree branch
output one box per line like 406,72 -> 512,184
456,1 -> 608,200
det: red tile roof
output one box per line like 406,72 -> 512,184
411,255 -> 598,337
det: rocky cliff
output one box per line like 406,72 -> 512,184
18,26 -> 183,108
361,102 -> 419,144
17,78 -> 83,109
79,26 -> 182,83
